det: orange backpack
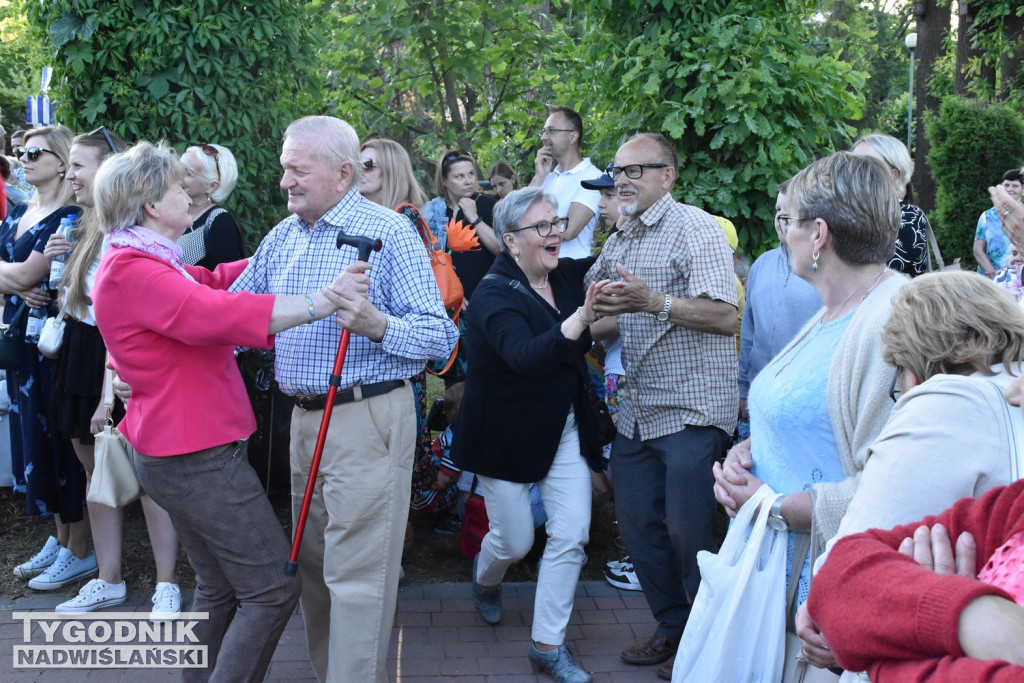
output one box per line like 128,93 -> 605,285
395,203 -> 463,376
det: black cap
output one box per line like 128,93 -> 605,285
581,172 -> 614,190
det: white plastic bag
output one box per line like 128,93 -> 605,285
672,484 -> 788,683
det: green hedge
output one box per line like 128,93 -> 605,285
26,0 -> 321,249
926,96 -> 1024,268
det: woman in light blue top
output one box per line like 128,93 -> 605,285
974,169 -> 1023,277
714,151 -> 906,608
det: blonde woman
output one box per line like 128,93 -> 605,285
4,125 -> 94,588
358,138 -> 428,209
43,127 -> 182,617
798,270 -> 1024,674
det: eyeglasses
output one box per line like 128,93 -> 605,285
888,366 -> 902,403
776,215 -> 813,234
88,126 -> 117,153
16,146 -> 60,162
605,163 -> 668,180
199,144 -> 221,182
362,158 -> 376,171
538,127 -> 575,138
509,217 -> 569,237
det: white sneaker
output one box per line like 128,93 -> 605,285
150,582 -> 181,621
56,579 -> 127,613
28,548 -> 97,590
604,556 -> 643,591
13,536 -> 60,578
605,554 -> 630,572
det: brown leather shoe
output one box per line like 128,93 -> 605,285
657,659 -> 674,680
621,633 -> 681,666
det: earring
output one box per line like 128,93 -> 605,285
514,253 -> 520,264
58,170 -> 66,179
811,250 -> 819,272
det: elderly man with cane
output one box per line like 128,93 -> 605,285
231,115 -> 457,682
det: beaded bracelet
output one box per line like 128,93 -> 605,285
304,295 -> 315,324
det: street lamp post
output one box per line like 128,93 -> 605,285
906,32 -> 917,153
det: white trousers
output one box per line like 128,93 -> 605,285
476,413 -> 592,645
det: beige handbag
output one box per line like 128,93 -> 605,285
86,368 -> 142,508
782,529 -> 841,683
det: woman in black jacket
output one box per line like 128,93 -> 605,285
453,187 -> 606,683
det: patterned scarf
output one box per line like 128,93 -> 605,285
105,226 -> 196,282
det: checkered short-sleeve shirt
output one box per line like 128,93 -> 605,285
586,193 -> 738,439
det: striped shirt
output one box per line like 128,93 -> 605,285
230,188 -> 458,396
586,193 -> 738,439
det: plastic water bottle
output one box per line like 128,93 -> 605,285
48,213 -> 78,292
25,306 -> 46,344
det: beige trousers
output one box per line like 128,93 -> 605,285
289,382 -> 415,683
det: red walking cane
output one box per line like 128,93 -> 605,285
285,228 -> 383,577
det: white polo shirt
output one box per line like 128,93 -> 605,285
540,157 -> 602,259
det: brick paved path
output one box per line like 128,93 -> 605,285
1,581 -> 660,682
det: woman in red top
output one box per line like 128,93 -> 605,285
91,140 -> 358,681
808,479 -> 1024,682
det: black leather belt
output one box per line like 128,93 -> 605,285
293,380 -> 405,412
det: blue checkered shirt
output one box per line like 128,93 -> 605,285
230,188 -> 458,396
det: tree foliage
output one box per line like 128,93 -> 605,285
319,0 -> 572,183
926,96 -> 1024,267
24,0 -> 321,247
0,0 -> 49,139
570,0 -> 866,254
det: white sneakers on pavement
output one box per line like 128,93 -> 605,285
604,555 -> 643,591
151,582 -> 181,621
56,579 -> 127,613
27,547 -> 98,590
13,536 -> 60,578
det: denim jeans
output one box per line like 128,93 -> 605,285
611,424 -> 729,638
132,440 -> 301,682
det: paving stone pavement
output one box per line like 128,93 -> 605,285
1,581 -> 662,682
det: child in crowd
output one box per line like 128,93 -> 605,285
411,382 -> 464,535
992,245 -> 1024,301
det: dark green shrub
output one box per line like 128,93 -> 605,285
927,96 -> 1024,268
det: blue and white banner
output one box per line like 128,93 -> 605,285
26,95 -> 53,126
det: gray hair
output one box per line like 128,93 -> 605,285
492,187 -> 558,252
787,151 -> 899,266
626,132 -> 678,173
93,140 -> 184,233
184,143 -> 238,202
852,133 -> 914,189
284,116 -> 362,182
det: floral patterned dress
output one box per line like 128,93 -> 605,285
1,203 -> 84,519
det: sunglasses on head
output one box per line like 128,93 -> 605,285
88,126 -> 118,153
443,150 -> 473,163
16,146 -> 61,162
199,144 -> 221,182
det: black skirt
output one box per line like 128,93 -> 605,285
51,317 -> 109,445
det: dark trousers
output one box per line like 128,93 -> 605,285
132,440 -> 300,682
612,424 -> 729,638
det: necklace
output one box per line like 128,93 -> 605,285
821,266 -> 888,324
530,274 -> 549,289
775,266 -> 888,377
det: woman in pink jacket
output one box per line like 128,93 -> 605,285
91,141 -> 357,681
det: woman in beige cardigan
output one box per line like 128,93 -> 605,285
712,151 -> 906,611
